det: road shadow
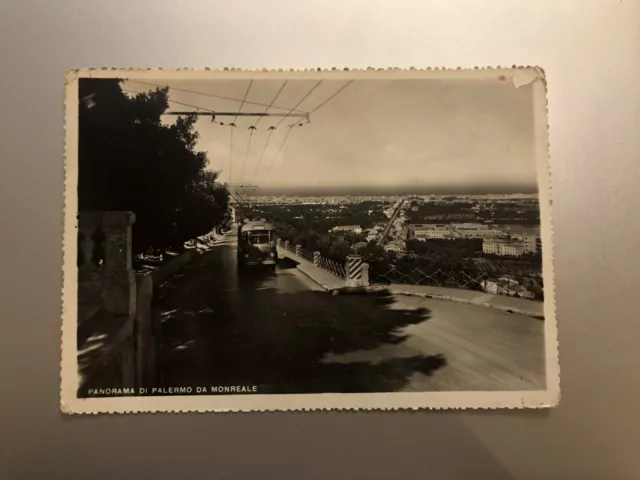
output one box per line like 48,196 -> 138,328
156,253 -> 446,394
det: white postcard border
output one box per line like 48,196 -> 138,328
61,67 -> 559,414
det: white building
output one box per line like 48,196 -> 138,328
366,232 -> 378,242
407,224 -> 454,240
330,225 -> 362,234
384,241 -> 404,253
483,237 -> 525,257
510,233 -> 541,254
483,277 -> 535,299
451,223 -> 504,239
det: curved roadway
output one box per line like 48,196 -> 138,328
155,232 -> 545,394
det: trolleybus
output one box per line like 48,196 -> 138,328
237,219 -> 277,271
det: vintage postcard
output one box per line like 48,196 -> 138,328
61,67 -> 558,413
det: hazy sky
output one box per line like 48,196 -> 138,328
123,77 -> 537,194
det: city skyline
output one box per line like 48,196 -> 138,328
123,77 -> 538,193
242,184 -> 539,197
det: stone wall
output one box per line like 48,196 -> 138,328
76,211 -> 206,395
76,211 -> 139,395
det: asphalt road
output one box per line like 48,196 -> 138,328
155,233 -> 545,394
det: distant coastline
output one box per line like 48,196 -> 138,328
241,192 -> 540,201
248,186 -> 539,197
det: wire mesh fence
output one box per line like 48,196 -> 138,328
370,265 -> 543,300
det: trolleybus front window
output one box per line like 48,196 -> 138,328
248,232 -> 272,245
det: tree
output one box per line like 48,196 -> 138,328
176,170 -> 230,246
78,78 -> 229,254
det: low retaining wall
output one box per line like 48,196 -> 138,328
135,274 -> 155,388
78,248 -> 200,395
136,249 -> 200,388
150,250 -> 198,286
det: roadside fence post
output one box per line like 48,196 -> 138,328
361,262 -> 370,287
345,255 -> 364,288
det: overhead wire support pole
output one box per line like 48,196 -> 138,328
164,111 -> 309,120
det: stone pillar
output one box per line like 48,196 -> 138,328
284,240 -> 290,251
77,211 -> 137,324
102,211 -> 137,318
345,255 -> 364,288
295,244 -> 301,257
361,262 -> 370,287
313,251 -> 321,267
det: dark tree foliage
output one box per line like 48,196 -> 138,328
78,79 -> 229,254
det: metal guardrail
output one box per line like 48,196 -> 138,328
277,238 -> 347,280
369,265 -> 543,300
298,248 -> 314,262
318,256 -> 347,279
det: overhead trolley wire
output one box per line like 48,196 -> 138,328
241,125 -> 256,183
260,80 -> 322,182
252,126 -> 276,181
254,80 -> 288,128
122,87 -> 218,118
127,79 -> 307,114
234,80 -> 253,123
229,80 -> 253,185
263,79 -> 355,182
308,80 -> 354,115
228,125 -> 235,183
273,80 -> 323,129
248,81 -> 288,181
262,126 -> 294,183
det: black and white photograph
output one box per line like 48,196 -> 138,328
61,68 -> 557,413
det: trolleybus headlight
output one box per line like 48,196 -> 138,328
244,254 -> 249,258
269,252 -> 275,258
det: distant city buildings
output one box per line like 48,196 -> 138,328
330,225 -> 363,234
509,233 -> 542,254
421,213 -> 477,221
482,237 -> 525,257
384,241 -> 404,253
452,223 -> 505,239
407,224 -> 454,240
366,231 -> 378,242
406,222 -> 505,240
483,276 -> 537,299
243,195 -> 401,206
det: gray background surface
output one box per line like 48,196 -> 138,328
1,1 -> 639,478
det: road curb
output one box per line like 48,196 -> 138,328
290,256 -> 542,318
392,291 -> 544,319
295,265 -> 333,292
335,285 -> 544,319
